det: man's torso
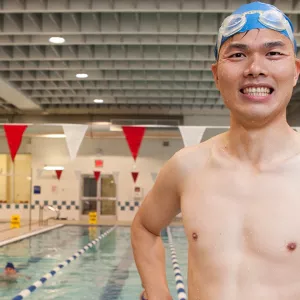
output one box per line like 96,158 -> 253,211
179,136 -> 300,300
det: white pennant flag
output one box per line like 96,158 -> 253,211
178,126 -> 206,147
63,124 -> 88,161
112,171 -> 119,184
151,172 -> 157,182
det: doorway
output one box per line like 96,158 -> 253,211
80,174 -> 117,222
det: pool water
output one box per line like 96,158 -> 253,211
0,226 -> 188,300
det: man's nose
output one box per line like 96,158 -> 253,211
243,54 -> 268,78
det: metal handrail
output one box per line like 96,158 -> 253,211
39,205 -> 60,225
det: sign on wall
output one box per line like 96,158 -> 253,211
95,159 -> 103,168
33,186 -> 41,194
52,185 -> 58,194
134,186 -> 143,200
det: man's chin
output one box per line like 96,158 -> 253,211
230,109 -> 275,127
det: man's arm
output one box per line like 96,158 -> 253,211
131,153 -> 182,300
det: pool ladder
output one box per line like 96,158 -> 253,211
38,205 -> 60,226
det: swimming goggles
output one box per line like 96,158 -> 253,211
216,9 -> 295,56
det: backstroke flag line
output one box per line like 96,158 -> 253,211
122,126 -> 145,161
178,126 -> 206,147
4,124 -> 28,162
63,124 -> 88,161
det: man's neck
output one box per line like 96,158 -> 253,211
224,114 -> 300,167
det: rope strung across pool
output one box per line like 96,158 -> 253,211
12,226 -> 117,300
166,227 -> 187,300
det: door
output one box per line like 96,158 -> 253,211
81,175 -> 98,218
99,174 -> 117,216
80,173 -> 117,221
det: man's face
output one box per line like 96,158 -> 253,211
4,267 -> 16,275
211,29 -> 300,126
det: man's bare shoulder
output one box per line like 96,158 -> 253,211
171,134 -> 223,172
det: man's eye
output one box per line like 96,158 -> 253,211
229,53 -> 245,58
267,51 -> 283,56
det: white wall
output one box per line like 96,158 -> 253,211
0,126 -> 229,223
184,114 -> 230,126
34,136 -> 183,221
0,135 -> 184,222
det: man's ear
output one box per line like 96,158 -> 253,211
294,58 -> 300,87
211,62 -> 220,90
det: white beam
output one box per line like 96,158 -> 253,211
0,0 -> 298,13
29,90 -> 219,99
17,81 -> 217,91
0,78 -> 41,111
36,97 -> 220,105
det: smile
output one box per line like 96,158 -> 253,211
240,87 -> 274,96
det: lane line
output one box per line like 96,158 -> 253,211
167,227 -> 187,300
11,226 -> 117,300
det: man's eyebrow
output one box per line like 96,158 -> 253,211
225,41 -> 286,52
225,43 -> 248,52
263,41 -> 286,48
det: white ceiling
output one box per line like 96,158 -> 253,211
0,0 -> 299,124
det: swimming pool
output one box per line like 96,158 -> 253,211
0,226 -> 188,300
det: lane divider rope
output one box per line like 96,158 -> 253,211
166,227 -> 187,300
12,226 -> 117,300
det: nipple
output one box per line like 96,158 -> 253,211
287,242 -> 297,251
192,233 -> 198,241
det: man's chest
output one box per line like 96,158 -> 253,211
181,168 -> 300,262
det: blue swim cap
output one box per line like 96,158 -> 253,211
215,1 -> 297,59
5,262 -> 15,269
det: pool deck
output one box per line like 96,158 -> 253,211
0,219 -> 183,245
0,219 -> 59,243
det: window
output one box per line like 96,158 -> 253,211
0,154 -> 32,203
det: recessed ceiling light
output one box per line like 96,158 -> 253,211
44,166 -> 64,171
94,99 -> 104,103
93,121 -> 111,125
76,73 -> 88,78
44,134 -> 66,138
49,37 -> 65,44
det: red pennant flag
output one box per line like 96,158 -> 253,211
55,170 -> 63,180
131,172 -> 139,183
122,126 -> 145,161
94,171 -> 101,181
4,125 -> 27,162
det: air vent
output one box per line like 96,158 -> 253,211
110,119 -> 181,126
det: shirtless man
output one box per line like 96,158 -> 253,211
131,2 -> 300,299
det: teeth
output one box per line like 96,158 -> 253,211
242,87 -> 271,96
